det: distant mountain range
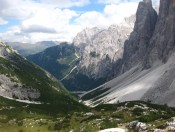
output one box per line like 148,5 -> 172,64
6,41 -> 59,56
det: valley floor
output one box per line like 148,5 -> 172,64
0,96 -> 175,132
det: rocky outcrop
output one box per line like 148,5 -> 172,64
0,41 -> 18,59
0,75 -> 40,100
128,121 -> 147,131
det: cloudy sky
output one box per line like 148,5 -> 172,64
0,0 -> 159,43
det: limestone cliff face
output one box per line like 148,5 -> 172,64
114,0 -> 157,75
73,16 -> 135,78
141,0 -> 175,105
73,27 -> 102,51
145,0 -> 175,67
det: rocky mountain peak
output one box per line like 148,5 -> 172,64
113,0 -> 157,75
135,0 -> 156,33
73,16 -> 135,79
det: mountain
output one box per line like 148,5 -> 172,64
73,15 -> 135,79
6,41 -> 58,56
0,41 -> 83,109
82,0 -> 175,107
28,16 -> 135,92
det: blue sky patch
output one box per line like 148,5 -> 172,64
0,18 -> 20,32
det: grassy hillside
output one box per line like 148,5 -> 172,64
0,42 -> 86,111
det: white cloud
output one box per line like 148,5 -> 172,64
0,26 -> 26,43
98,0 -> 160,10
0,0 -> 81,43
21,7 -> 78,33
41,0 -> 90,8
0,18 -> 8,25
98,0 -> 141,4
0,0 -> 34,19
21,25 -> 57,33
75,2 -> 138,27
75,11 -> 109,27
0,0 -> 88,19
104,2 -> 138,24
0,0 -> 141,43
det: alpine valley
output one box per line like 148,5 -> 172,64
1,0 -> 175,132
27,15 -> 135,92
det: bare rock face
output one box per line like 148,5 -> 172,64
113,0 -> 157,75
141,0 -> 175,105
0,75 -> 40,100
0,43 -> 40,101
73,27 -> 102,51
145,0 -> 175,67
73,16 -> 135,78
